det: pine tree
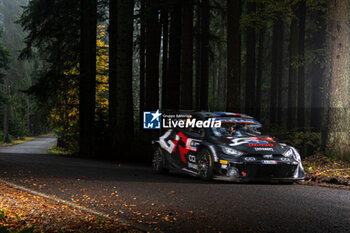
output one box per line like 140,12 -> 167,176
145,0 -> 161,110
80,0 -> 97,157
199,0 -> 209,111
109,0 -> 134,152
180,0 -> 194,110
165,0 -> 182,109
287,7 -> 298,129
226,0 -> 241,113
0,30 -> 10,142
245,2 -> 256,116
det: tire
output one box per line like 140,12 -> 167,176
197,148 -> 214,181
152,146 -> 168,174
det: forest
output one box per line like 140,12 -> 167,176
0,0 -> 349,161
0,0 -> 47,143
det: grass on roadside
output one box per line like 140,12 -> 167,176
47,145 -> 70,155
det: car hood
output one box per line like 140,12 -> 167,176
217,136 -> 289,154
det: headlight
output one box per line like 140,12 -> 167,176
221,146 -> 243,157
283,149 -> 293,157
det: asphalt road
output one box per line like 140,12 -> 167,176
0,136 -> 56,154
0,136 -> 349,233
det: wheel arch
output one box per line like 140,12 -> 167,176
197,143 -> 219,163
152,141 -> 171,168
152,140 -> 161,150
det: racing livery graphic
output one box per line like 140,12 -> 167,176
152,112 -> 305,182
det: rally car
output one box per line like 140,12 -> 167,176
152,112 -> 305,182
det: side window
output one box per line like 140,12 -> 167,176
179,127 -> 190,136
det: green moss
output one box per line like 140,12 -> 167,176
48,145 -> 70,155
325,150 -> 339,160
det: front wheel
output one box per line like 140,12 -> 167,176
197,148 -> 214,181
152,146 -> 168,174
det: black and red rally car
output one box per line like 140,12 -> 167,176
152,112 -> 305,182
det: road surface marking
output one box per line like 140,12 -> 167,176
0,178 -> 153,233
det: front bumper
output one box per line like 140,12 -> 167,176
215,160 -> 305,182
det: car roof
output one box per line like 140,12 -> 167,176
161,110 -> 255,120
194,112 -> 254,119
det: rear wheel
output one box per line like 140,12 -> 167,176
152,146 -> 168,174
197,148 -> 214,181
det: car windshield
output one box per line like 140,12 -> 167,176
212,122 -> 262,137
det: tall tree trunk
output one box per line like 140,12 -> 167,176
3,76 -> 9,143
219,51 -> 227,111
276,21 -> 284,126
213,60 -> 219,109
110,0 -> 134,151
245,2 -> 256,116
226,0 -> 241,113
26,97 -> 31,135
161,5 -> 169,110
216,44 -> 224,110
270,15 -> 284,126
180,0 -> 194,110
109,0 -> 117,149
297,0 -> 306,128
139,0 -> 145,128
165,1 -> 182,109
80,0 -> 96,157
256,27 -> 265,120
287,13 -> 298,129
145,0 -> 161,110
256,3 -> 265,120
325,0 -> 350,159
199,0 -> 209,111
310,9 -> 326,131
195,3 -> 201,110
3,104 -> 9,142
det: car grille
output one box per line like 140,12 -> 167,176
247,154 -> 283,158
235,163 -> 297,179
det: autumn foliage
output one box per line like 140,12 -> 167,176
49,25 -> 109,152
303,154 -> 350,187
0,182 -> 138,233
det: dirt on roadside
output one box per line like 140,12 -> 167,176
302,154 -> 350,189
0,182 -> 141,233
